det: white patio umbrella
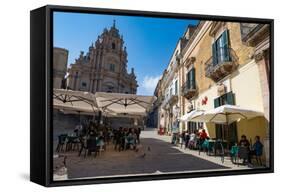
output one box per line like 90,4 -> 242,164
191,104 -> 264,151
94,92 -> 156,114
179,109 -> 205,122
104,111 -> 147,118
53,89 -> 99,123
58,109 -> 97,116
53,89 -> 98,113
191,104 -> 264,124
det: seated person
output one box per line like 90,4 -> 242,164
250,136 -> 264,165
200,128 -> 207,137
239,135 -> 250,148
252,136 -> 263,156
199,129 -> 208,143
238,135 -> 250,164
96,131 -> 105,153
188,131 -> 198,149
184,132 -> 190,149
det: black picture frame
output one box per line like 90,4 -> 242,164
30,5 -> 274,187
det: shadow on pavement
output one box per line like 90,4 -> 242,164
61,137 -> 228,179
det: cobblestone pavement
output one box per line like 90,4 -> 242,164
55,129 -> 232,179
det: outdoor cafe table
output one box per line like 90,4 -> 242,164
230,145 -> 249,165
202,139 -> 227,156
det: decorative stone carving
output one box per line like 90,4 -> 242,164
209,22 -> 226,37
67,20 -> 138,94
186,101 -> 193,112
254,52 -> 265,62
184,57 -> 196,68
217,83 -> 226,96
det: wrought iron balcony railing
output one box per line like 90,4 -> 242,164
154,95 -> 164,107
181,81 -> 197,99
205,47 -> 238,81
162,94 -> 178,109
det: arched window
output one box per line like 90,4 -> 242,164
112,42 -> 116,49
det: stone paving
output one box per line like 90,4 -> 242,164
54,128 -> 243,180
142,129 -> 250,171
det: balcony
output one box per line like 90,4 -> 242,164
168,94 -> 178,104
154,95 -> 164,107
163,94 -> 178,109
205,47 -> 238,81
181,81 -> 197,99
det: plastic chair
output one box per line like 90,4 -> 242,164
230,145 -> 239,165
56,134 -> 68,152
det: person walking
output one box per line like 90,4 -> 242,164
185,131 -> 190,149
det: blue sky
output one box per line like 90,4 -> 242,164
54,12 -> 198,95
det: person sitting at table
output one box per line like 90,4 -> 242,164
133,129 -> 138,147
188,131 -> 198,149
199,129 -> 208,140
119,128 -> 126,151
180,131 -> 186,148
184,131 -> 190,149
136,127 -> 141,144
126,128 -> 135,150
74,124 -> 79,136
239,135 -> 250,148
86,131 -> 97,157
250,136 -> 264,165
114,127 -> 122,151
238,135 -> 250,164
96,131 -> 105,155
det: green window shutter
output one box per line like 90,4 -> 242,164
222,30 -> 230,62
226,92 -> 235,105
190,68 -> 195,89
187,71 -> 191,89
185,73 -> 188,89
214,97 -> 220,108
212,43 -> 218,65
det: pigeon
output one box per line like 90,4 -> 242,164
140,153 -> 146,158
63,156 -> 67,166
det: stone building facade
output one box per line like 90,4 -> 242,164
241,23 -> 270,166
152,26 -> 196,134
53,47 -> 68,89
155,21 -> 271,165
66,21 -> 138,94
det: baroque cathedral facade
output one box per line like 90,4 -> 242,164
67,21 -> 138,94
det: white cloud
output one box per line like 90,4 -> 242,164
140,75 -> 161,95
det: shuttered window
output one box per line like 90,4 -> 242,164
212,30 -> 230,66
213,91 -> 235,108
186,68 -> 196,89
213,91 -> 237,145
190,68 -> 195,89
